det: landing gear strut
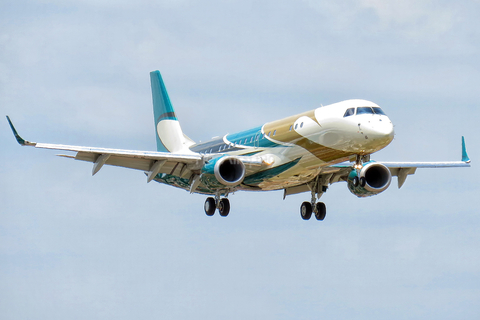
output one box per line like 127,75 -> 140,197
204,195 -> 230,217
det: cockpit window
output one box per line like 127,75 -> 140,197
356,107 -> 374,115
372,107 -> 386,115
343,108 -> 355,117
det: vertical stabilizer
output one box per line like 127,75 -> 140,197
150,71 -> 193,153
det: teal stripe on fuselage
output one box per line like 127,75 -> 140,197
243,157 -> 301,186
190,125 -> 281,154
226,126 -> 278,148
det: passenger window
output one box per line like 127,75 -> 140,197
289,125 -> 292,131
268,131 -> 271,137
300,122 -> 303,128
357,107 -> 374,115
294,124 -> 298,130
344,108 -> 355,117
273,130 -> 276,136
250,136 -> 253,143
372,107 -> 386,115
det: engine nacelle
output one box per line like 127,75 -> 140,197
202,156 -> 246,187
347,162 -> 392,198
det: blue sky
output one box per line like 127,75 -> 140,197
1,1 -> 479,319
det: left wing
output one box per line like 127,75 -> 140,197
382,136 -> 471,188
284,137 -> 471,197
7,116 -> 204,183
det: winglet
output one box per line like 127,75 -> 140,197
6,116 -> 36,146
462,136 -> 470,163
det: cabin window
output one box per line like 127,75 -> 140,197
344,108 -> 355,117
289,125 -> 293,131
300,122 -> 303,128
250,136 -> 254,143
357,107 -> 374,115
372,107 -> 386,115
268,131 -> 271,137
273,130 -> 277,136
256,134 -> 259,141
294,123 -> 298,130
244,138 -> 248,144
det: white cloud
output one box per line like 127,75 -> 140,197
360,0 -> 455,39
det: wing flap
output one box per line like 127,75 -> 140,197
72,151 -> 201,178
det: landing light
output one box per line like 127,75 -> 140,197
354,163 -> 363,170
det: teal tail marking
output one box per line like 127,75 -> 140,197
462,136 -> 470,163
150,70 -> 177,152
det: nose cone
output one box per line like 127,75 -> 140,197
375,118 -> 395,138
371,118 -> 395,147
360,116 -> 395,149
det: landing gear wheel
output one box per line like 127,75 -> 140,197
204,197 -> 216,216
359,177 -> 366,187
218,198 -> 230,217
353,176 -> 359,187
300,202 -> 312,220
315,202 -> 326,221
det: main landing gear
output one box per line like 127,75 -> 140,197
204,195 -> 230,217
300,201 -> 326,221
300,174 -> 330,221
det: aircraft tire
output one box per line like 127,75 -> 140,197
315,202 -> 326,221
219,198 -> 230,217
353,176 -> 359,187
359,177 -> 366,187
204,197 -> 216,216
300,202 -> 312,220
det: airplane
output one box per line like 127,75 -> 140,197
7,70 -> 471,221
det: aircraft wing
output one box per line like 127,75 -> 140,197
284,137 -> 470,197
7,116 -> 204,182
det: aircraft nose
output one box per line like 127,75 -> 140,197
376,119 -> 394,137
363,117 -> 394,142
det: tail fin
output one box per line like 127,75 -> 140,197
150,71 -> 194,153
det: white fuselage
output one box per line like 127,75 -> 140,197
197,99 -> 395,191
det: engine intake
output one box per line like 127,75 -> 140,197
347,162 -> 392,197
203,156 -> 246,187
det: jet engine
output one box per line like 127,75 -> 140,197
347,162 -> 392,197
202,155 -> 246,187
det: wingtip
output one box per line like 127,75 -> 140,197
6,116 -> 36,146
462,136 -> 471,163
